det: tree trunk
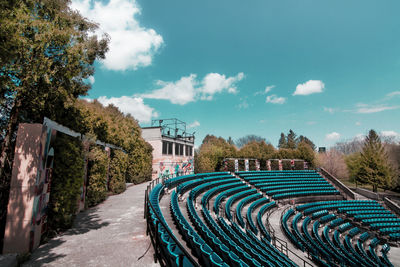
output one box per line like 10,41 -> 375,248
373,185 -> 377,193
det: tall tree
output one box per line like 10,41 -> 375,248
0,0 -> 108,181
297,135 -> 316,151
286,129 -> 297,149
356,129 -> 395,192
0,0 -> 108,247
278,133 -> 287,149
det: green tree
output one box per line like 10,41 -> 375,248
239,141 -> 275,159
0,0 -> 108,191
356,129 -> 395,192
345,152 -> 362,183
196,135 -> 237,172
296,141 -> 316,167
278,133 -> 287,149
287,129 -> 297,149
297,135 -> 316,151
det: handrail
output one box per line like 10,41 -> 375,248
278,205 -> 314,267
144,172 -> 199,266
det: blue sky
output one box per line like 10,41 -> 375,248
72,0 -> 400,148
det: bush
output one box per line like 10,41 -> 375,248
86,146 -> 108,207
294,161 -> 304,170
48,133 -> 84,231
282,160 -> 291,170
109,150 -> 128,194
126,139 -> 153,184
271,160 -> 279,170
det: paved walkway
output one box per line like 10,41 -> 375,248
24,182 -> 158,267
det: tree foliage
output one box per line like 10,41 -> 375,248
0,0 -> 108,243
109,150 -> 128,194
235,135 -> 266,148
0,0 -> 108,175
287,130 -> 297,149
355,130 -> 395,192
277,130 -> 316,151
195,133 -> 317,172
73,100 -> 153,184
86,146 -> 108,207
239,141 -> 275,159
278,133 -> 287,149
48,133 -> 84,231
195,135 -> 237,173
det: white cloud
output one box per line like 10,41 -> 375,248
266,95 -> 286,104
293,80 -> 325,96
380,131 -> 400,138
141,74 -> 197,105
97,96 -> 158,123
254,85 -> 275,96
306,121 -> 316,125
71,0 -> 163,71
264,85 -> 275,94
325,132 -> 341,141
355,121 -> 361,126
88,76 -> 95,84
323,107 -> 335,114
200,72 -> 244,100
188,121 -> 200,129
139,72 -> 244,105
237,97 -> 249,109
386,91 -> 400,98
355,103 -> 399,114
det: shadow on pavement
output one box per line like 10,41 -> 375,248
24,207 -> 109,266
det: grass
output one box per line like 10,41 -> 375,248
340,179 -> 399,194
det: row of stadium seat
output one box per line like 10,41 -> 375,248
283,200 -> 396,267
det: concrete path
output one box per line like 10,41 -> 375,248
24,182 -> 158,267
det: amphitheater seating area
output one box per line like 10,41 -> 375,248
146,170 -> 399,267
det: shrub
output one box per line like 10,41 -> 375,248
48,133 -> 84,231
109,150 -> 128,194
294,161 -> 304,170
86,146 -> 108,207
126,139 -> 153,184
282,160 -> 291,170
271,160 -> 279,170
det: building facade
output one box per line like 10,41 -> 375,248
141,119 -> 195,179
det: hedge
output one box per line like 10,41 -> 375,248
109,150 -> 128,194
48,133 -> 84,231
86,146 -> 108,207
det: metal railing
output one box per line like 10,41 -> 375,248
278,205 -> 314,267
144,172 -> 199,267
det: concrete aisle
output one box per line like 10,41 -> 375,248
24,182 -> 158,267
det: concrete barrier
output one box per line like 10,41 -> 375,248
352,187 -> 380,200
384,197 -> 400,216
319,167 -> 356,199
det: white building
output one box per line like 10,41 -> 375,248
141,119 -> 195,179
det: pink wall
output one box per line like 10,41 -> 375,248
3,124 -> 48,254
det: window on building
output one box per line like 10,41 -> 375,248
186,145 -> 193,156
162,141 -> 173,155
175,143 -> 184,156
